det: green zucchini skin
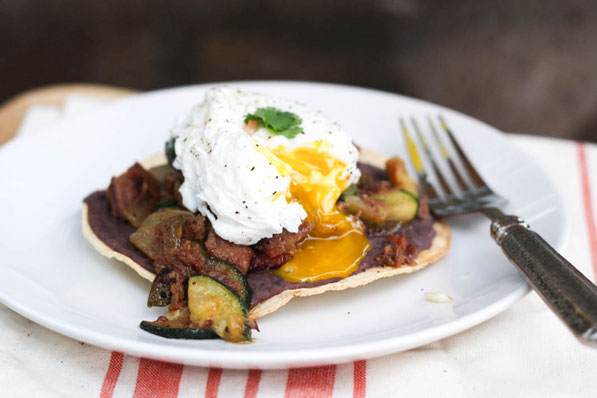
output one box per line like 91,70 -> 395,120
139,321 -> 218,339
132,200 -> 254,341
202,257 -> 252,308
372,188 -> 419,222
146,257 -> 252,309
165,137 -> 176,166
188,275 -> 252,343
130,208 -> 194,259
344,187 -> 419,224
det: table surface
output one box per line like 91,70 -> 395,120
0,87 -> 596,398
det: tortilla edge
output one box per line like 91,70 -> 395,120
82,204 -> 156,283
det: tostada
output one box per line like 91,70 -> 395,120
82,87 -> 450,343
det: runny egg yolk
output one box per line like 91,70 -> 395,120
269,141 -> 370,283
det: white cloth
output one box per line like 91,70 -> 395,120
1,97 -> 596,397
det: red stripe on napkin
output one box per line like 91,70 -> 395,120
205,368 -> 223,398
132,359 -> 183,398
100,351 -> 124,398
578,143 -> 597,281
353,360 -> 367,398
244,369 -> 262,398
284,365 -> 336,398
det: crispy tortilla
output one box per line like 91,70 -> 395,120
82,149 -> 451,318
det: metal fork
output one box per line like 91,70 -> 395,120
400,115 -> 597,347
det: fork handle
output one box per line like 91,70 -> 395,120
488,213 -> 597,346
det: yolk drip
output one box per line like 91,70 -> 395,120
270,142 -> 370,283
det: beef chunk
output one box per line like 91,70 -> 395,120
249,221 -> 313,272
250,252 -> 291,272
376,234 -> 416,267
168,272 -> 187,311
385,157 -> 418,195
173,241 -> 207,273
204,227 -> 254,274
148,165 -> 184,206
152,240 -> 208,310
154,240 -> 206,277
417,196 -> 430,220
359,180 -> 393,196
255,221 -> 313,258
357,162 -> 387,186
146,268 -> 188,311
182,215 -> 207,241
105,163 -> 160,227
162,169 -> 185,207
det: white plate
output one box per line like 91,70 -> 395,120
0,81 -> 565,369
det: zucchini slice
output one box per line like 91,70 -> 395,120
130,208 -> 194,258
202,258 -> 252,308
343,195 -> 385,224
147,270 -> 173,307
371,189 -> 419,222
343,188 -> 418,224
139,307 -> 218,340
187,276 -> 252,343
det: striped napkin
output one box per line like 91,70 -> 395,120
1,96 -> 596,397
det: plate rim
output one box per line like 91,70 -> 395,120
0,80 -> 564,368
0,277 -> 529,368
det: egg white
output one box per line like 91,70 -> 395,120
172,87 -> 360,245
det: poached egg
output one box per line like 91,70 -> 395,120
172,87 -> 369,282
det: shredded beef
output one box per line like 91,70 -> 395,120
248,221 -> 313,272
147,165 -> 185,206
182,215 -> 207,241
205,227 -> 254,274
376,234 -> 417,267
359,180 -> 393,196
418,196 -> 430,220
168,272 -> 187,311
154,240 -> 206,277
148,267 -> 188,312
250,252 -> 291,272
255,221 -> 313,258
105,163 -> 160,227
162,169 -> 185,207
174,241 -> 207,273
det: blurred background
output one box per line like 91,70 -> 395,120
1,0 -> 596,141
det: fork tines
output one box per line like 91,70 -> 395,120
399,115 -> 507,216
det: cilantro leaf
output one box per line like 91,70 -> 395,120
244,107 -> 303,138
